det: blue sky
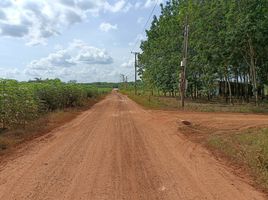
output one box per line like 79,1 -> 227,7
0,0 -> 162,82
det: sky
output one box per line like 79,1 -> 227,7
0,0 -> 162,83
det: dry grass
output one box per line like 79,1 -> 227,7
122,90 -> 268,113
207,128 -> 268,190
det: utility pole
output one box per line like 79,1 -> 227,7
120,74 -> 125,89
120,74 -> 125,83
180,16 -> 189,108
120,74 -> 128,89
131,51 -> 139,95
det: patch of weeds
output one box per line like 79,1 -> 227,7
208,128 -> 268,190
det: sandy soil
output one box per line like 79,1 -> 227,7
0,92 -> 267,200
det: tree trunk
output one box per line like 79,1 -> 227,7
246,73 -> 250,103
225,72 -> 232,105
248,37 -> 258,105
227,78 -> 233,105
225,78 -> 228,103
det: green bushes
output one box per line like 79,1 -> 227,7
34,80 -> 87,111
0,80 -> 39,128
0,79 -> 106,129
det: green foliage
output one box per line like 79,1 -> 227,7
0,79 -> 109,129
0,79 -> 39,128
139,0 -> 268,102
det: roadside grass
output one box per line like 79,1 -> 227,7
121,91 -> 171,109
0,94 -> 106,154
207,128 -> 268,190
121,90 -> 268,113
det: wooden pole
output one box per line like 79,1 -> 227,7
180,16 -> 189,108
131,52 -> 139,95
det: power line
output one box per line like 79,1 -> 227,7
124,0 -> 160,81
130,0 -> 159,53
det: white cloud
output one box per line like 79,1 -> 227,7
104,0 -> 126,13
121,58 -> 134,68
70,40 -> 113,64
0,0 -> 130,45
28,49 -> 75,70
25,39 -> 114,82
99,22 -> 117,32
27,39 -> 113,68
23,39 -> 137,82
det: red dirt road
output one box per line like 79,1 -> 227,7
0,92 -> 267,200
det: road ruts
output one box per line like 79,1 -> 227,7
0,91 -> 266,200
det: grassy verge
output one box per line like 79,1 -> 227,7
121,90 -> 268,113
121,90 -> 173,110
207,128 -> 268,190
0,94 -> 106,154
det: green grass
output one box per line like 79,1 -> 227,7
121,90 -> 173,109
121,90 -> 268,113
208,128 -> 268,189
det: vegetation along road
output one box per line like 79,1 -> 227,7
0,91 -> 267,200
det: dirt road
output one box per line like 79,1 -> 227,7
0,92 -> 267,200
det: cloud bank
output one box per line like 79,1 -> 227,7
25,39 -> 114,82
0,0 -> 131,45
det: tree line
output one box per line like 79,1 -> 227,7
138,0 -> 268,104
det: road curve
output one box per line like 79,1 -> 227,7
0,92 -> 266,200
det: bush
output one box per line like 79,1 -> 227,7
0,79 -> 107,129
